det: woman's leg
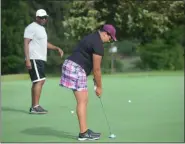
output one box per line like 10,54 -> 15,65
60,60 -> 100,140
73,90 -> 88,133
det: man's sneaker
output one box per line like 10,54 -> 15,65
29,105 -> 48,114
78,129 -> 101,141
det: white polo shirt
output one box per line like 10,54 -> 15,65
24,22 -> 48,61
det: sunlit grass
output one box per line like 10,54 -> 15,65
1,71 -> 183,82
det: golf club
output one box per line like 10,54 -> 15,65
93,79 -> 116,139
99,98 -> 116,138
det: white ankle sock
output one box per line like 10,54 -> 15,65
33,105 -> 39,108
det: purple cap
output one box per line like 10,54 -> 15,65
103,24 -> 117,41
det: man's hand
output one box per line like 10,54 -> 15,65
57,47 -> 64,58
25,59 -> 32,70
47,42 -> 64,58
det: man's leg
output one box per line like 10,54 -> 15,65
31,80 -> 45,107
30,79 -> 47,114
29,59 -> 47,114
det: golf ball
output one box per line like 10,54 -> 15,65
94,86 -> 97,91
109,134 -> 116,138
71,110 -> 74,114
128,100 -> 131,103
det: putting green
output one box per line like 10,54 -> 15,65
1,72 -> 184,142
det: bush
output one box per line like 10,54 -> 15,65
138,39 -> 184,70
45,54 -> 70,74
101,56 -> 124,73
2,55 -> 25,74
101,45 -> 124,73
137,27 -> 184,70
114,59 -> 124,72
116,40 -> 139,56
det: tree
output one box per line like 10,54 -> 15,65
2,0 -> 31,74
138,27 -> 184,70
62,1 -> 105,40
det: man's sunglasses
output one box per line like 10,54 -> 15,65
38,16 -> 48,19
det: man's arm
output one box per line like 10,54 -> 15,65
47,42 -> 59,50
47,42 -> 64,57
24,38 -> 32,69
24,38 -> 32,60
93,54 -> 102,96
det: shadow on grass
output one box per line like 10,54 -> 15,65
21,127 -> 77,140
2,107 -> 28,114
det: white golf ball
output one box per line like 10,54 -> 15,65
109,134 -> 116,138
94,86 -> 97,91
128,100 -> 131,103
71,110 -> 74,114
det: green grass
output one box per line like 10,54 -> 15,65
1,70 -> 183,81
1,74 -> 30,81
1,72 -> 184,142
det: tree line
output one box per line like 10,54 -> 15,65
2,0 -> 184,74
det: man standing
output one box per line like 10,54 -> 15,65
24,9 -> 63,114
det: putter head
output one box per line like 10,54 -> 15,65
109,134 -> 116,139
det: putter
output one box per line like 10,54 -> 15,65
93,79 -> 116,139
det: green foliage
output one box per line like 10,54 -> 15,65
116,40 -> 139,56
2,1 -> 31,57
127,9 -> 170,40
45,56 -> 63,74
96,0 -> 184,43
45,54 -> 70,74
101,56 -> 124,73
101,44 -> 124,73
2,0 -> 31,74
168,1 -> 185,25
1,0 -> 184,74
2,56 -> 25,74
62,1 -> 105,40
138,27 -> 184,70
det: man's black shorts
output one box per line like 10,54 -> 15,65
28,59 -> 46,83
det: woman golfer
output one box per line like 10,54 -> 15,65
60,24 -> 117,141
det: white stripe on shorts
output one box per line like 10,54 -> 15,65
32,59 -> 45,83
32,78 -> 46,83
33,59 -> 40,79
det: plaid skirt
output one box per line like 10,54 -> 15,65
59,59 -> 87,91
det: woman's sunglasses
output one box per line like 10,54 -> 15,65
105,31 -> 113,41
